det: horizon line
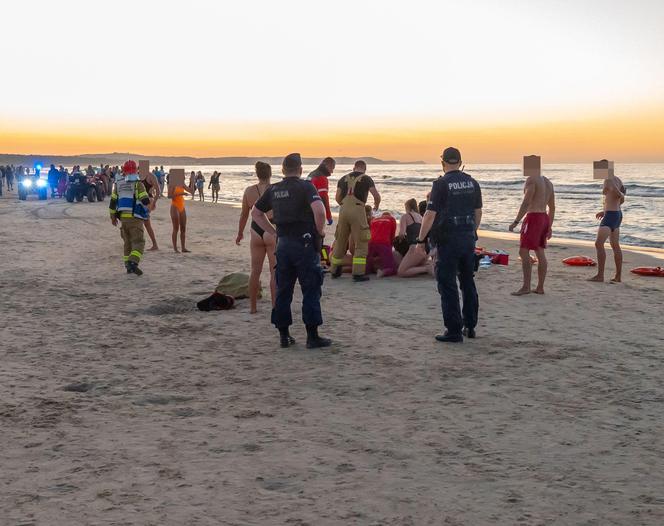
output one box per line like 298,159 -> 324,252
1,151 -> 663,165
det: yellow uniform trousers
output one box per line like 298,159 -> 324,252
330,196 -> 370,276
120,217 -> 145,264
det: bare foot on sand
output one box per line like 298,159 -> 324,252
610,275 -> 622,283
533,288 -> 545,295
250,309 -> 258,314
173,247 -> 180,253
587,274 -> 604,282
182,248 -> 191,253
148,246 -> 159,251
511,288 -> 531,296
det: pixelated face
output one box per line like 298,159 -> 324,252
523,155 -> 541,178
593,160 -> 614,180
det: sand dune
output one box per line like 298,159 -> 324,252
1,194 -> 664,525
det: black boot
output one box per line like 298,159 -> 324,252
352,274 -> 370,282
127,261 -> 144,276
330,266 -> 342,279
435,331 -> 463,343
306,325 -> 332,349
279,328 -> 295,348
463,327 -> 476,339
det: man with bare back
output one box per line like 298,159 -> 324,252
588,166 -> 625,283
509,156 -> 555,295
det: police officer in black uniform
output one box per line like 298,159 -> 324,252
416,147 -> 483,342
252,153 -> 332,349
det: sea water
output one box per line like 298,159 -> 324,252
174,163 -> 664,249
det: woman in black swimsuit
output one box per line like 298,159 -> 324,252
235,162 -> 276,314
397,198 -> 433,277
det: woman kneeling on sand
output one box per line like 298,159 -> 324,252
397,198 -> 433,277
236,161 -> 276,314
169,182 -> 192,252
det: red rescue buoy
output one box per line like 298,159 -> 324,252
630,267 -> 664,277
563,256 -> 597,267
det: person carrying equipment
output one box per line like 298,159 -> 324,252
109,160 -> 151,276
329,160 -> 381,282
252,153 -> 332,349
308,157 -> 336,225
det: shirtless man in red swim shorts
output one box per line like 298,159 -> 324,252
509,160 -> 556,295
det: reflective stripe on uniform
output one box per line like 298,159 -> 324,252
130,250 -> 142,260
352,257 -> 367,265
122,256 -> 129,262
331,256 -> 345,265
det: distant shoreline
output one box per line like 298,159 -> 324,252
0,152 -> 425,167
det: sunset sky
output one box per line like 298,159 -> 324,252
2,0 -> 663,162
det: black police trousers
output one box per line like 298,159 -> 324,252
272,235 -> 324,329
435,235 -> 479,335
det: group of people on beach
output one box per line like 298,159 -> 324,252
5,148 -> 626,343
230,152 -> 625,323
70,147 -> 626,344
249,149 -> 626,345
180,170 -> 223,203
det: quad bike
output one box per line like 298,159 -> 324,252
18,176 -> 48,201
65,171 -> 105,203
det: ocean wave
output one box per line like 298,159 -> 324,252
373,178 -> 664,198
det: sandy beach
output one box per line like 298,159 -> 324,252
2,193 -> 664,525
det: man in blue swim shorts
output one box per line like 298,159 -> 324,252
589,167 -> 626,283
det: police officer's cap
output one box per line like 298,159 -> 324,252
441,147 -> 462,164
282,153 -> 302,172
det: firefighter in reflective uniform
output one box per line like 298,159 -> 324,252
109,160 -> 151,276
329,160 -> 381,281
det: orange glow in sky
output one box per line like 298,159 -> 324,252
2,106 -> 663,163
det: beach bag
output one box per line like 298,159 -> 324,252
197,292 -> 235,311
215,272 -> 261,300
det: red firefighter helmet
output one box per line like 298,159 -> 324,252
122,160 -> 137,174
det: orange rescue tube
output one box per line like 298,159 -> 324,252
563,256 -> 597,267
630,267 -> 664,277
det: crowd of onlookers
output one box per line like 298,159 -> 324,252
0,163 -> 170,199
